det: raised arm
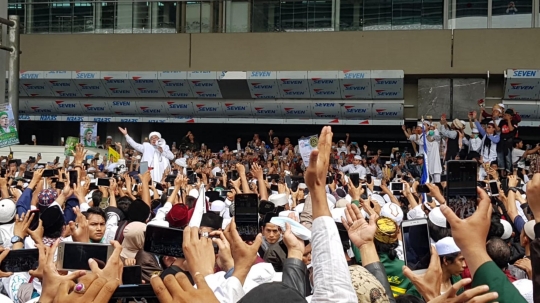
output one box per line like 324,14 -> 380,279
118,127 -> 144,154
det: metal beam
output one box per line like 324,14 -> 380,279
7,16 -> 20,131
0,17 -> 14,28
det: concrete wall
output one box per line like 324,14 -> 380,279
20,29 -> 540,74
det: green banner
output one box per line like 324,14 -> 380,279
64,136 -> 79,156
0,103 -> 19,148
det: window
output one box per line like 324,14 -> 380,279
492,0 -> 532,28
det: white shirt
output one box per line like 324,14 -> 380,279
311,216 -> 357,303
125,135 -> 175,182
513,149 -> 525,166
339,164 -> 366,177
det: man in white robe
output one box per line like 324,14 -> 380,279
118,127 -> 175,182
408,122 -> 443,183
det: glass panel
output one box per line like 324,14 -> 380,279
73,1 -> 94,33
307,0 -> 334,31
96,1 -> 116,33
133,2 -> 151,33
339,0 -> 363,31
7,1 -> 25,34
33,1 -> 52,33
280,0 -> 308,32
392,0 -> 422,29
363,0 -> 392,30
422,0 -> 444,29
186,1 -> 213,33
116,0 -> 134,33
251,0 -> 281,32
154,1 -> 178,33
450,0 -> 488,28
492,0 -> 532,28
226,1 -> 249,32
51,1 -> 73,33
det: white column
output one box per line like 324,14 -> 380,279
150,2 -> 159,31
94,1 -> 102,31
487,0 -> 492,28
116,0 -> 134,31
353,0 -> 360,28
333,0 -> 340,31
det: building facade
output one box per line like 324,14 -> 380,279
4,0 -> 540,143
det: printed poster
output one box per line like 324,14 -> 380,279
298,134 -> 318,167
108,146 -> 120,163
0,103 -> 19,148
64,136 -> 79,156
80,122 -> 98,147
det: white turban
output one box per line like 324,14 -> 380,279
149,132 -> 162,139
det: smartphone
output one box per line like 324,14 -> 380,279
220,190 -> 231,198
24,171 -> 34,180
417,184 -> 430,194
42,169 -> 56,178
57,242 -> 114,271
205,191 -> 220,202
122,265 -> 142,285
132,184 -> 138,192
97,178 -> 110,187
0,249 -> 39,272
55,182 -> 65,190
140,161 -> 148,174
28,210 -> 40,231
401,219 -> 431,274
366,173 -> 372,184
187,169 -> 196,185
215,172 -> 222,177
270,184 -> 279,191
291,181 -> 299,192
234,194 -> 259,241
167,187 -> 175,196
350,173 -> 360,187
326,175 -> 333,185
144,225 -> 184,258
446,160 -> 478,219
68,170 -> 78,188
489,180 -> 499,197
227,170 -> 239,181
390,182 -> 404,191
284,175 -> 292,189
154,182 -> 164,191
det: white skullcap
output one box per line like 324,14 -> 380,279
472,128 -> 479,134
428,207 -> 447,228
380,203 -> 404,226
417,122 -> 423,127
210,200 -> 226,213
269,193 -> 288,207
501,219 -> 513,240
435,237 -> 460,255
331,208 -> 346,223
370,194 -> 386,207
270,217 -> 311,241
298,183 -> 307,190
149,132 -> 162,139
294,203 -> 305,214
175,158 -> 187,168
354,155 -> 362,160
335,198 -> 349,208
498,103 -> 505,109
188,189 -> 199,199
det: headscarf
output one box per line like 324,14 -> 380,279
121,222 -> 147,259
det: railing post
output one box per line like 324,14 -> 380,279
6,16 -> 20,131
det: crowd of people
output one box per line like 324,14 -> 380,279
0,101 -> 535,303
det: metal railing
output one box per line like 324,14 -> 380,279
0,16 -> 20,130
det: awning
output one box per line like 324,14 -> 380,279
12,70 -> 404,100
18,99 -> 404,125
504,69 -> 540,100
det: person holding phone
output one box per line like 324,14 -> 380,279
119,127 -> 174,182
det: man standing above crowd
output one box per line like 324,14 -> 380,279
119,127 -> 174,182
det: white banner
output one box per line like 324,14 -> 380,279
298,134 -> 318,167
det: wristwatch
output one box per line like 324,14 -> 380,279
10,235 -> 23,244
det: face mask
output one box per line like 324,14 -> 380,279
428,130 -> 434,136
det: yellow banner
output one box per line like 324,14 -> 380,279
108,146 -> 120,163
